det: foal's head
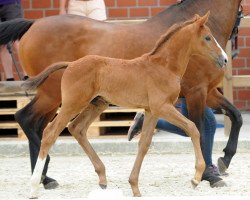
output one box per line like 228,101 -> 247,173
188,12 -> 228,68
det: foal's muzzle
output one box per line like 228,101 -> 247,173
216,54 -> 228,68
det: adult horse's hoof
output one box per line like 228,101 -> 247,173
211,180 -> 227,188
191,179 -> 199,188
217,157 -> 228,174
99,184 -> 107,189
42,176 -> 59,190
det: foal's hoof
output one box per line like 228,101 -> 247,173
29,196 -> 38,199
191,179 -> 199,188
217,157 -> 228,174
133,193 -> 142,197
29,197 -> 38,199
99,184 -> 107,189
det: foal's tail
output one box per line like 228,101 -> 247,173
22,62 -> 69,91
0,18 -> 34,45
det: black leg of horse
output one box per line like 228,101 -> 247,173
15,97 -> 58,179
207,89 -> 242,172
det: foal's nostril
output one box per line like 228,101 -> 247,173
217,55 -> 228,68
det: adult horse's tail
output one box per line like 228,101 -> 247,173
22,62 -> 69,90
0,18 -> 34,45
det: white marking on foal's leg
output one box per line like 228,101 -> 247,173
29,158 -> 46,199
213,36 -> 228,63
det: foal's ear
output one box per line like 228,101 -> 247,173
194,14 -> 201,20
197,11 -> 210,27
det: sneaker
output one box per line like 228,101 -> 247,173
207,164 -> 229,177
207,164 -> 221,176
41,175 -> 59,190
128,112 -> 144,141
202,166 -> 227,188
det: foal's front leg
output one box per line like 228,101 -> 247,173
153,103 -> 206,186
129,111 -> 157,197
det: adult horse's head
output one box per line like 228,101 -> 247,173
190,11 -> 228,68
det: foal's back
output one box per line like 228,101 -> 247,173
63,55 -> 163,108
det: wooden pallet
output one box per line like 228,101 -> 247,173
0,93 -> 31,139
0,84 -> 143,139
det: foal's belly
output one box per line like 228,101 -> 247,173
99,87 -> 149,110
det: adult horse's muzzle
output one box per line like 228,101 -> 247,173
216,54 -> 228,68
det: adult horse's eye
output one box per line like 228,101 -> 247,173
205,36 -> 211,41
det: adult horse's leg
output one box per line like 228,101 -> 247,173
129,111 -> 158,197
15,91 -> 60,188
68,97 -> 109,188
207,88 -> 242,173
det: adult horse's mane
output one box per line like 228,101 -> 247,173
160,0 -> 191,11
149,16 -> 197,55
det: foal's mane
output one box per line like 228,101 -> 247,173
148,17 -> 198,56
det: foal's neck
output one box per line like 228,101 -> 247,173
148,28 -> 195,78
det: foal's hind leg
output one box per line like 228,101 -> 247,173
152,103 -> 206,187
68,97 -> 109,188
207,88 -> 242,173
129,111 -> 157,197
30,102 -> 87,198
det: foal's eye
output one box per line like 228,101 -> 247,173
205,36 -> 211,41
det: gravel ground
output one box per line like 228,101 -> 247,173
0,152 -> 250,199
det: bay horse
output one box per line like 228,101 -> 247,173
23,13 -> 228,198
0,0 -> 242,186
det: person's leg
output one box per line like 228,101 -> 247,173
202,107 -> 216,166
87,0 -> 107,21
67,0 -> 87,16
0,45 -> 14,80
0,2 -> 24,80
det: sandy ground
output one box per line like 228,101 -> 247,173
0,152 -> 250,199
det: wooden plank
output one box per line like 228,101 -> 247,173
0,109 -> 17,115
0,122 -> 20,128
103,107 -> 143,113
218,76 -> 250,87
0,120 -> 133,130
0,81 -> 35,94
90,120 -> 132,127
240,17 -> 250,28
232,76 -> 250,87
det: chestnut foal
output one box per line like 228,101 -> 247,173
24,13 -> 227,198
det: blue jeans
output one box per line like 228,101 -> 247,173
156,99 -> 216,166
